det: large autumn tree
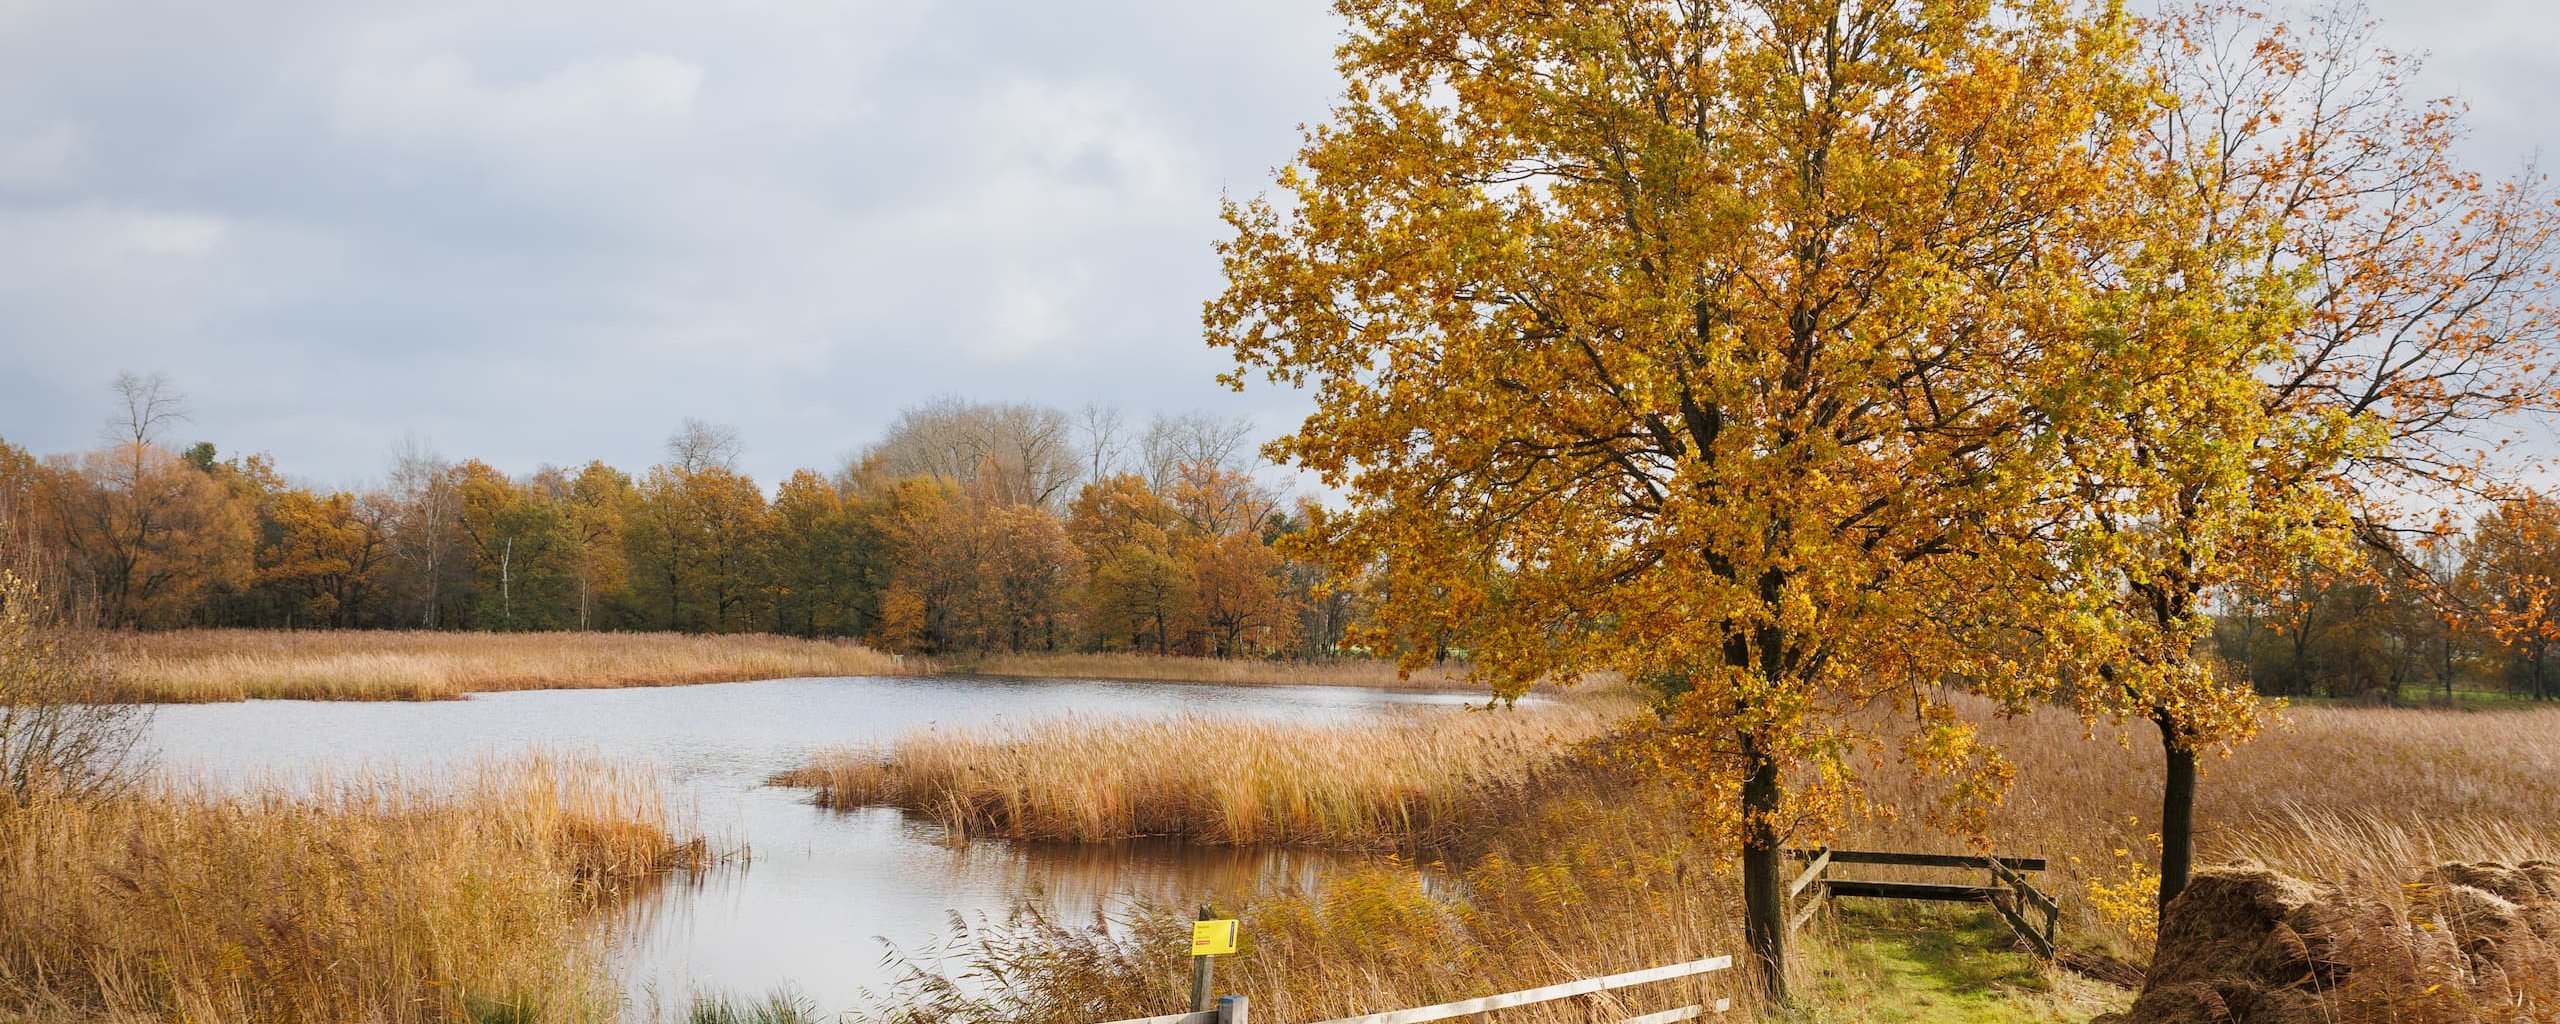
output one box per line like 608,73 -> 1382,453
1212,0 -> 2170,996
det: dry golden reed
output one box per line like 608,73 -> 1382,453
777,695 -> 1635,850
862,696 -> 2560,1024
98,628 -> 917,702
941,652 -> 1474,690
0,755 -> 702,1022
866,779 -> 1744,1024
1851,699 -> 2560,960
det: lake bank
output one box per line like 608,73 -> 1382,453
133,673 -> 1497,1015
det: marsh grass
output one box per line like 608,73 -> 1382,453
1850,699 -> 2560,962
940,652 -> 1475,689
773,694 -> 1636,850
671,987 -> 825,1024
863,781 -> 1744,1024
99,628 -> 916,702
854,696 -> 2560,1023
0,754 -> 703,1022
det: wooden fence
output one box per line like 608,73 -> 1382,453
1785,847 -> 2060,956
1098,954 -> 1733,1024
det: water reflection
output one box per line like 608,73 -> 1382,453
987,837 -> 1344,912
144,674 -> 1474,1015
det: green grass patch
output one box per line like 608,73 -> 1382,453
1791,903 -> 2129,1024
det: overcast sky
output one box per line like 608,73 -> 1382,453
0,0 -> 2550,489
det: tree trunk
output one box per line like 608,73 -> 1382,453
2155,710 -> 2196,910
1738,729 -> 1787,1004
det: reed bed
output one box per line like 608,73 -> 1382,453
863,777 -> 1746,1024
99,628 -> 916,702
0,755 -> 704,1022
1851,700 -> 2560,962
856,697 -> 2560,1023
776,695 -> 1636,850
942,652 -> 1475,689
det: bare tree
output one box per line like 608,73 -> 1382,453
38,373 -> 242,628
1077,403 -> 1130,482
1139,412 -> 1255,491
387,435 -> 457,628
667,418 -> 743,473
103,371 -> 189,452
866,397 -> 1083,508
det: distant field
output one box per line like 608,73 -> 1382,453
89,629 -> 1480,702
2286,685 -> 2552,711
942,650 -> 1475,689
96,629 -> 919,702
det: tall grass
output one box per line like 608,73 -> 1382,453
0,755 -> 703,1022
774,695 -> 1635,850
855,698 -> 2560,1023
941,652 -> 1476,689
1851,700 -> 2560,961
865,781 -> 1743,1024
814,691 -> 1757,1023
666,987 -> 825,1024
100,628 -> 918,702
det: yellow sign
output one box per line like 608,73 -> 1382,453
1190,918 -> 1239,956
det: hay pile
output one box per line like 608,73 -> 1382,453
2098,864 -> 2560,1023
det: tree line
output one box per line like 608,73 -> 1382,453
2215,495 -> 2560,704
16,372 -> 2560,694
0,381 -> 1348,660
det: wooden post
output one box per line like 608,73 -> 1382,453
1218,995 -> 1250,1024
1193,906 -> 1217,1013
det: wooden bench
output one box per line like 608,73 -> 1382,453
1784,848 -> 2060,957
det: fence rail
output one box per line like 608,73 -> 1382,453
1785,846 -> 2060,956
1100,1013 -> 1220,1024
1100,955 -> 1732,1024
1304,954 -> 1732,1024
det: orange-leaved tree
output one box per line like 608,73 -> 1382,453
2461,494 -> 2560,698
1210,0 -> 2171,997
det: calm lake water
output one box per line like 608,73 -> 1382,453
142,675 -> 1489,1015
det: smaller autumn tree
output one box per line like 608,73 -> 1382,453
454,461 -> 582,630
37,375 -> 255,628
1184,530 -> 1296,658
974,502 -> 1084,652
1068,475 -> 1189,652
257,489 -> 390,628
562,461 -> 634,630
868,476 -> 964,654
767,470 -> 885,638
2462,495 -> 2560,697
2058,1 -> 2560,908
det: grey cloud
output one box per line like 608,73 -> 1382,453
0,0 -> 2549,490
0,0 -> 1340,486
